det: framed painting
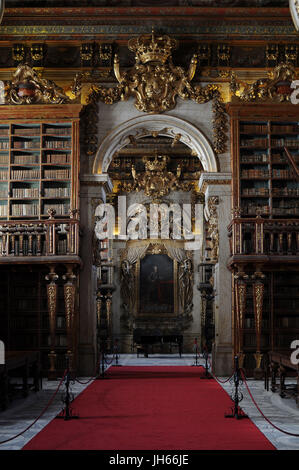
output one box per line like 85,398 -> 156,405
137,253 -> 178,315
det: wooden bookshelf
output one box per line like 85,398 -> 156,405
229,104 -> 299,218
0,105 -> 81,221
228,103 -> 299,376
0,267 -> 71,375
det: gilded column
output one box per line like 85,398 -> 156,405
63,266 -> 77,371
46,266 -> 58,380
252,270 -> 266,379
234,271 -> 248,369
106,290 -> 113,350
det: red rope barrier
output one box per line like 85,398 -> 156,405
207,358 -> 233,384
240,369 -> 299,438
0,370 -> 67,446
74,358 -> 101,385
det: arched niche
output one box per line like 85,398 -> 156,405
92,114 -> 218,175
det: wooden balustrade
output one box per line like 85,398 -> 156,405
228,218 -> 299,257
0,218 -> 80,258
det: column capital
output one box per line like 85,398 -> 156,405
80,174 -> 113,193
198,172 -> 231,195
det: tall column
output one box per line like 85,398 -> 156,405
63,265 -> 77,372
78,174 -> 113,375
45,265 -> 58,380
252,269 -> 266,379
234,272 -> 248,369
199,172 -> 232,375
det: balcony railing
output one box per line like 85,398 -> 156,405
0,218 -> 80,258
228,217 -> 299,257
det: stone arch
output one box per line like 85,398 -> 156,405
93,114 -> 218,174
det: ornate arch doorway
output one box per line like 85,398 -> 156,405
93,114 -> 218,356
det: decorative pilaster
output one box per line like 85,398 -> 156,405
106,290 -> 113,350
234,271 -> 249,369
252,270 -> 266,379
46,266 -> 58,380
63,266 -> 77,371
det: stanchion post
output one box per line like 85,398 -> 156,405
56,356 -> 79,421
112,338 -> 122,367
200,348 -> 213,379
192,337 -> 200,367
225,355 -> 248,420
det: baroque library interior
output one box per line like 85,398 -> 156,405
1,0 -> 299,453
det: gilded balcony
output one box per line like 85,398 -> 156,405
227,217 -> 299,270
0,217 -> 80,264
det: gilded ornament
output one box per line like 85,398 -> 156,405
230,62 -> 296,102
119,153 -> 193,201
5,64 -> 81,105
30,44 -> 44,62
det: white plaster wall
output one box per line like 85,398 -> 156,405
90,97 -> 230,174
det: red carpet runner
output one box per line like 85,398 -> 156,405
23,367 -> 275,450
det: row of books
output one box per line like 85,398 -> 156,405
0,171 -> 8,180
271,138 -> 299,148
272,124 -> 298,134
275,335 -> 299,347
272,207 -> 299,215
240,124 -> 267,134
13,155 -> 39,164
243,318 -> 269,329
44,169 -> 70,179
9,318 -> 38,329
13,141 -> 40,149
44,187 -> 70,197
12,188 -> 39,198
45,140 -> 71,149
272,188 -> 299,196
241,154 -> 268,163
0,128 -> 9,136
45,128 -> 71,136
276,317 -> 299,328
271,154 -> 286,163
43,203 -> 70,215
273,199 -> 298,208
0,205 -> 7,216
242,204 -> 270,215
272,169 -> 293,178
44,153 -> 70,164
47,335 -> 68,347
41,317 -> 66,329
11,169 -> 40,179
0,141 -> 9,149
0,156 -> 8,164
242,188 -> 269,196
240,138 -> 268,148
13,129 -> 40,136
11,204 -> 39,216
241,169 -> 269,178
243,335 -> 269,348
0,190 -> 7,198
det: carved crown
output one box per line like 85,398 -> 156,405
142,154 -> 169,172
128,29 -> 177,64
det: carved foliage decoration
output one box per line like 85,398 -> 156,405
207,196 -> 219,262
5,64 -> 81,105
230,62 -> 296,102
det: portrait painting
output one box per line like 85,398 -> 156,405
139,253 -> 175,314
